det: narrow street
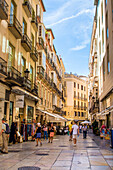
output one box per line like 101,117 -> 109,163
0,134 -> 113,170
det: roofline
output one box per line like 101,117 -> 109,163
46,28 -> 55,39
40,0 -> 46,12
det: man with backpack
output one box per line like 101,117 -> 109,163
0,118 -> 10,154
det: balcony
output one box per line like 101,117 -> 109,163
37,66 -> 44,78
38,37 -> 44,49
31,15 -> 38,31
21,33 -> 32,52
30,47 -> 38,61
0,57 -> 7,78
6,66 -> 22,86
31,83 -> 38,96
8,15 -> 22,39
0,0 -> 8,20
22,77 -> 31,90
22,0 -> 32,18
53,105 -> 62,113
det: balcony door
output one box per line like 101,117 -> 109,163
8,43 -> 15,67
10,0 -> 16,24
21,57 -> 26,77
30,65 -> 33,85
22,18 -> 27,34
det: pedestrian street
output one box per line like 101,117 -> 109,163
0,134 -> 113,170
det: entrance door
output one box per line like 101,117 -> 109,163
106,113 -> 110,128
9,102 -> 13,127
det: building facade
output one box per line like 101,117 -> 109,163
89,0 -> 113,128
64,73 -> 88,124
0,0 -> 65,144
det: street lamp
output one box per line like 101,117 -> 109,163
24,69 -> 30,79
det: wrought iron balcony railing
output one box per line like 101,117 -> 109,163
21,33 -> 32,52
0,57 -> 7,77
8,14 -> 22,39
0,0 -> 8,20
22,0 -> 32,17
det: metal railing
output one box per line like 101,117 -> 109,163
0,0 -> 8,16
0,57 -> 7,75
22,33 -> 32,49
23,0 -> 32,15
31,46 -> 38,58
31,15 -> 38,27
9,14 -> 22,34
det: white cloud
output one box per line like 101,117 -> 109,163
46,9 -> 93,27
70,39 -> 90,51
71,45 -> 86,51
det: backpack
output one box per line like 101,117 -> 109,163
5,123 -> 10,134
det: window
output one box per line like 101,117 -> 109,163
103,57 -> 105,81
99,18 -> 100,37
101,2 -> 103,24
31,33 -> 34,47
39,53 -> 42,65
78,112 -> 80,117
74,111 -> 77,116
30,65 -> 33,84
74,100 -> 76,107
8,43 -> 15,66
81,85 -> 83,90
84,87 -> 86,91
106,12 -> 109,39
64,81 -> 66,87
99,41 -> 101,61
78,84 -> 79,89
102,29 -> 104,52
74,91 -> 76,98
23,18 -> 27,34
78,92 -> 79,99
112,1 -> 113,22
107,45 -> 110,74
105,0 -> 107,6
74,82 -> 76,88
81,112 -> 84,117
39,26 -> 42,36
21,57 -> 26,76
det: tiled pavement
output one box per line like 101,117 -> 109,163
0,134 -> 113,170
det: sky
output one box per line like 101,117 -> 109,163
43,0 -> 95,76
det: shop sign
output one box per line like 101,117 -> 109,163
16,95 -> 24,108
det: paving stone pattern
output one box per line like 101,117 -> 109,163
0,134 -> 113,170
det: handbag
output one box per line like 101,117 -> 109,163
50,132 -> 54,137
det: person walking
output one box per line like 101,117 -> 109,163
79,124 -> 82,133
0,118 -> 10,154
71,120 -> 79,146
35,123 -> 42,146
69,122 -> 73,141
43,124 -> 48,140
83,124 -> 87,139
48,123 -> 54,143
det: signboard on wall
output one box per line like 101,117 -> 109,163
16,95 -> 24,108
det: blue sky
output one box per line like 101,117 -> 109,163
43,0 -> 95,76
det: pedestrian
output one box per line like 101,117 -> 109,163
43,124 -> 48,140
35,123 -> 42,146
83,124 -> 87,139
70,120 -> 79,146
0,118 -> 10,154
48,123 -> 54,143
69,122 -> 73,141
9,122 -> 16,144
79,124 -> 82,133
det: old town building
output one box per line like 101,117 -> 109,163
89,0 -> 113,128
0,0 -> 66,144
64,73 -> 88,124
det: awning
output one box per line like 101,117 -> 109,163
12,86 -> 40,101
38,109 -> 58,118
37,109 -> 67,122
